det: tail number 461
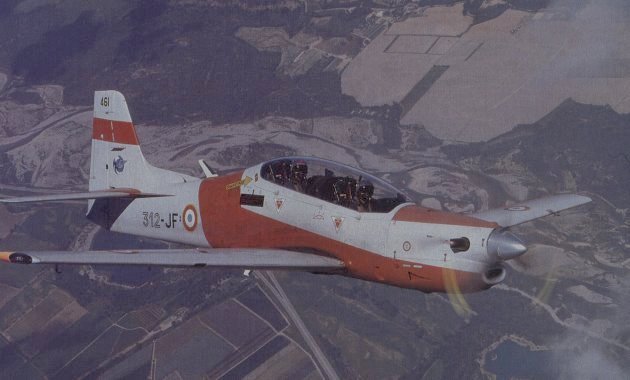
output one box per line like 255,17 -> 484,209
100,97 -> 110,107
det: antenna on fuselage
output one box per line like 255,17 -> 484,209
199,160 -> 218,178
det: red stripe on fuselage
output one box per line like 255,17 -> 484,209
92,118 -> 139,145
198,172 -> 487,293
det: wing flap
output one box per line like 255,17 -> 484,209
0,249 -> 345,271
0,188 -> 170,203
472,194 -> 592,227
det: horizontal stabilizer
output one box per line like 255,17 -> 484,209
472,194 -> 592,227
0,249 -> 345,271
0,189 -> 171,203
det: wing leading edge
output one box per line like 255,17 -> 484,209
472,194 -> 592,227
0,188 -> 171,203
0,249 -> 345,272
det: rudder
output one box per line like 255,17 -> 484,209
89,90 -> 147,192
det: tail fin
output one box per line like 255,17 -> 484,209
89,91 -> 195,192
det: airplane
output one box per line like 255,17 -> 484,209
0,91 -> 591,294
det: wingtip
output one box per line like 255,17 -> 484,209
556,193 -> 593,205
0,252 -> 13,262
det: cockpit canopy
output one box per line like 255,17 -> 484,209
260,157 -> 410,213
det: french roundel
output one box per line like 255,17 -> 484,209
183,205 -> 198,232
505,206 -> 530,211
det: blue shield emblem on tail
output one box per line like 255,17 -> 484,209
113,156 -> 127,174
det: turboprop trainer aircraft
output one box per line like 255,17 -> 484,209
0,91 -> 591,293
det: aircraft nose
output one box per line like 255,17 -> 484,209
487,229 -> 527,261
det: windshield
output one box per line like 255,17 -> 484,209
260,157 -> 410,213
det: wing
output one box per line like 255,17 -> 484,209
0,188 -> 170,203
472,194 -> 592,227
0,248 -> 345,271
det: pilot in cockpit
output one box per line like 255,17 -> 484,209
266,160 -> 291,186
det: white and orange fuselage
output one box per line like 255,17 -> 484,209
103,155 -> 501,293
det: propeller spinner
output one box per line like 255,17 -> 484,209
487,229 -> 527,261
